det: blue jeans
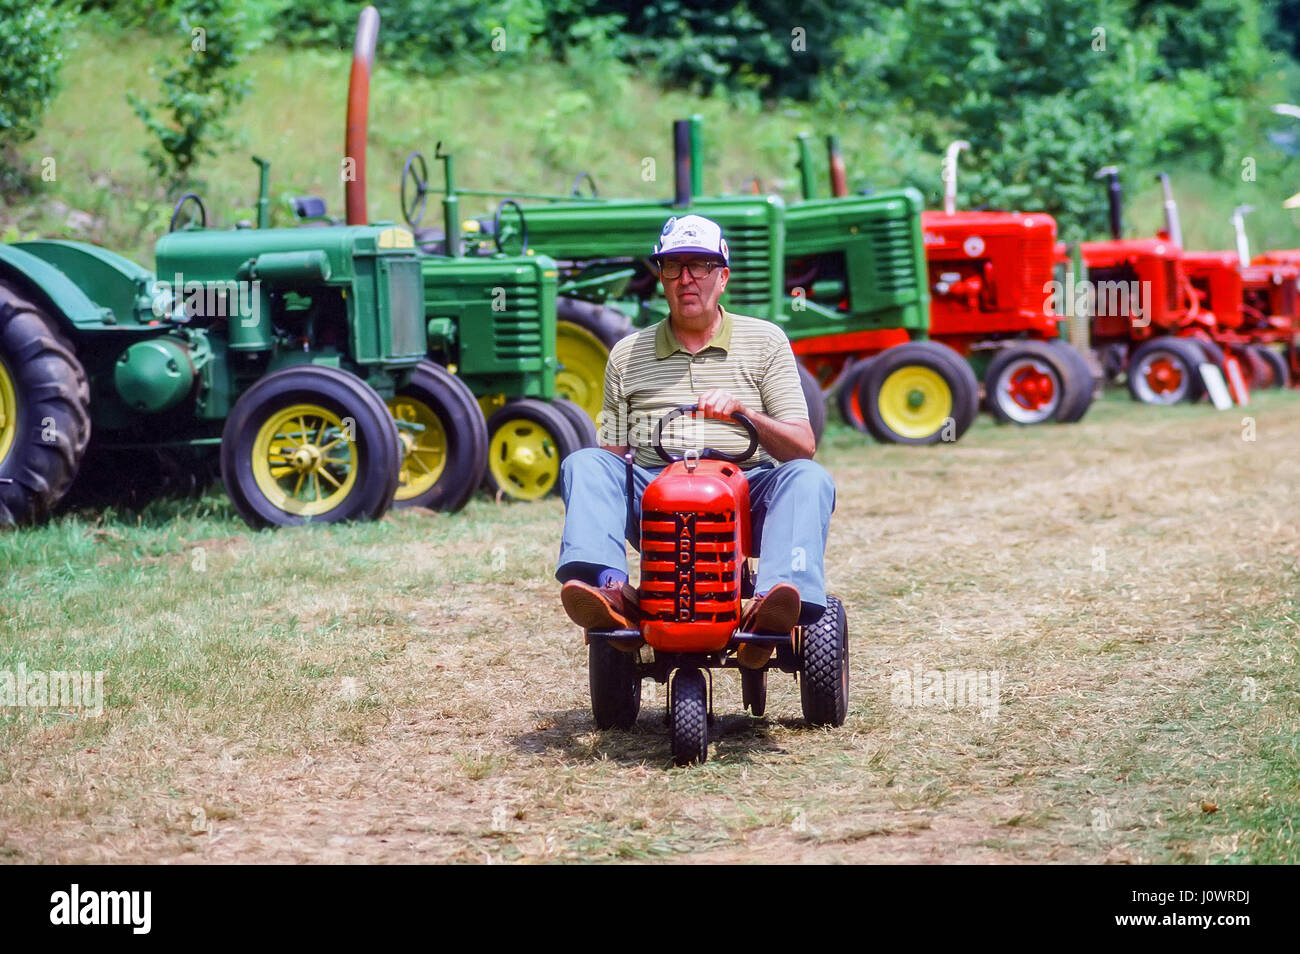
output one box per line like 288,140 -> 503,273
556,448 -> 836,620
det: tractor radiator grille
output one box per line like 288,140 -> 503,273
1164,260 -> 1180,314
866,217 -> 919,295
639,510 -> 741,624
1023,234 -> 1054,304
724,225 -> 773,308
492,288 -> 544,362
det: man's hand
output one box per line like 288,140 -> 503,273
696,388 -> 815,462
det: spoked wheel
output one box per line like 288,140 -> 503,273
589,639 -> 641,730
1127,337 -> 1204,405
1046,338 -> 1096,422
220,365 -> 401,527
670,667 -> 709,766
550,397 -> 599,448
796,362 -> 826,446
554,298 -> 634,423
799,596 -> 849,727
386,361 -> 487,511
1249,344 -> 1289,389
0,282 -> 91,526
485,398 -> 582,500
858,341 -> 978,444
741,668 -> 767,717
984,342 -> 1066,425
836,357 -> 873,432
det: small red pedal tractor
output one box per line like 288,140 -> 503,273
585,404 -> 849,766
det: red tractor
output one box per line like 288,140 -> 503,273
921,143 -> 1094,425
584,406 -> 849,766
1080,169 -> 1244,405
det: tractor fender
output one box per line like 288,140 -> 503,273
0,244 -> 108,335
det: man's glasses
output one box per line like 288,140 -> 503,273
659,260 -> 722,280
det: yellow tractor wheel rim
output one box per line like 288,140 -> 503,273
555,322 -> 610,422
387,394 -> 447,501
877,366 -> 953,440
0,357 -> 17,467
251,403 -> 358,516
488,417 -> 562,500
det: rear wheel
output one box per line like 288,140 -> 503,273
485,398 -> 582,500
799,595 -> 848,727
983,341 -> 1066,425
670,667 -> 709,766
589,639 -> 641,729
551,396 -> 599,448
1127,337 -> 1204,405
796,362 -> 826,447
0,283 -> 91,526
387,361 -> 487,511
554,298 -> 633,422
220,365 -> 401,527
858,342 -> 978,444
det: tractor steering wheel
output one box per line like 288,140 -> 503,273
401,150 -> 429,229
492,199 -> 528,256
169,192 -> 207,232
654,404 -> 759,464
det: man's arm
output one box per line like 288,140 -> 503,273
696,389 -> 815,462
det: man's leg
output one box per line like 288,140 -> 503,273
556,447 -> 657,585
745,459 -> 836,623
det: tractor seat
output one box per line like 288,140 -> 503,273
292,196 -> 329,222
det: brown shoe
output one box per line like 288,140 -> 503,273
740,582 -> 801,635
562,580 -> 640,631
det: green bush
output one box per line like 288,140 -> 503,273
0,0 -> 71,150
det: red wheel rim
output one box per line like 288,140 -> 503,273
1006,365 -> 1056,411
1144,357 -> 1183,394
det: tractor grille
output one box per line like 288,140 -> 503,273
639,510 -> 741,624
865,216 -> 919,295
492,287 -> 544,362
1164,260 -> 1180,314
1022,234 -> 1054,304
724,224 -> 773,308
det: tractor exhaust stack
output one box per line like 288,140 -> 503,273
1231,205 -> 1255,266
344,5 -> 379,225
942,141 -> 970,214
1095,165 -> 1122,239
1156,173 -> 1183,247
827,135 -> 848,198
673,119 -> 693,207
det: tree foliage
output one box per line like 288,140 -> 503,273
0,0 -> 71,151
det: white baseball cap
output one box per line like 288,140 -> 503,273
652,214 -> 729,265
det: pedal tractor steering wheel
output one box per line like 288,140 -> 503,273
654,404 -> 759,464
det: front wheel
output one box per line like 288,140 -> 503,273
220,365 -> 401,528
858,342 -> 978,444
670,667 -> 709,766
387,361 -> 487,512
485,398 -> 582,500
983,341 -> 1067,425
1127,337 -> 1204,405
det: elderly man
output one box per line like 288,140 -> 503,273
555,214 -> 836,653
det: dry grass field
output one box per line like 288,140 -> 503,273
1,390 -> 1298,864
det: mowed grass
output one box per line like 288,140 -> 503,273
1,389 -> 1299,863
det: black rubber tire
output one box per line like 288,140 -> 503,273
1250,344 -> 1290,389
1190,336 -> 1226,370
551,396 -> 599,448
799,595 -> 848,727
1046,338 -> 1096,423
589,639 -> 641,730
1126,337 -> 1205,405
670,667 -> 709,766
1097,343 -> 1127,384
857,341 -> 978,444
835,357 -> 872,432
796,362 -> 826,447
741,667 -> 767,717
220,365 -> 401,528
0,282 -> 91,527
484,397 -> 583,499
983,341 -> 1069,425
556,297 -> 635,349
389,361 -> 486,512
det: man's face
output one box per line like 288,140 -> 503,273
658,254 -> 729,323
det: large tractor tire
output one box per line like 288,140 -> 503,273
1249,344 -> 1289,389
387,361 -> 487,512
551,396 -> 599,449
1127,337 -> 1205,405
589,639 -> 641,730
670,667 -> 709,766
799,595 -> 849,727
983,341 -> 1069,425
0,282 -> 91,527
857,341 -> 978,444
836,357 -> 873,432
796,362 -> 826,447
220,365 -> 401,528
1046,338 -> 1096,423
485,397 -> 583,500
555,298 -> 634,422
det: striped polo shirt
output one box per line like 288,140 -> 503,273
598,307 -> 809,467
